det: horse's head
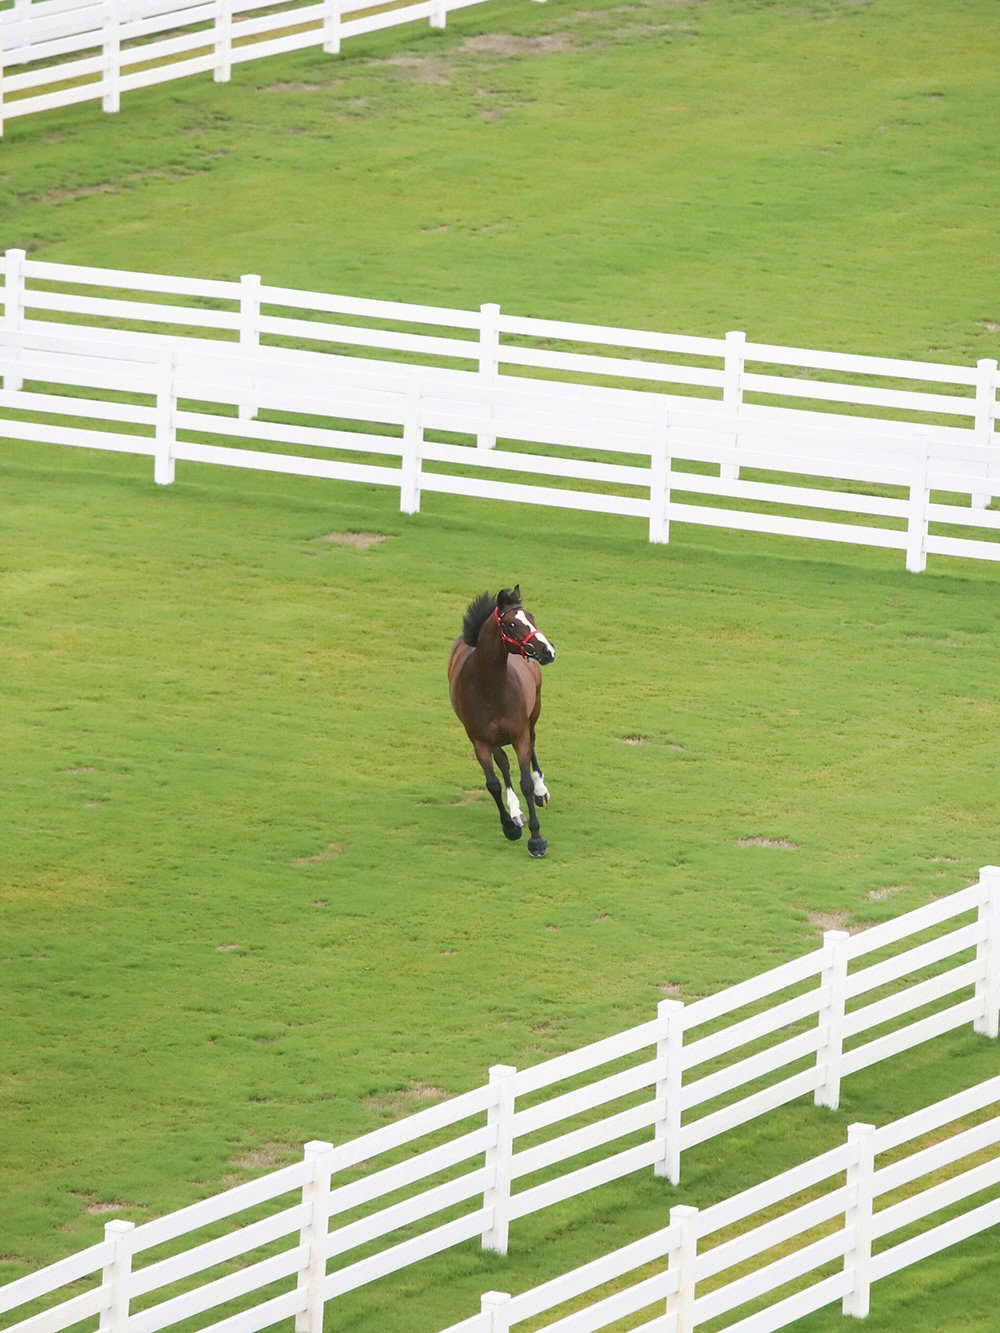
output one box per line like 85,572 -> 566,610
495,586 -> 556,665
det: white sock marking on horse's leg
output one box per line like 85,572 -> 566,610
532,770 -> 549,802
506,787 -> 525,826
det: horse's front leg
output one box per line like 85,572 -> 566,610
515,738 -> 546,857
474,740 -> 522,841
493,747 -> 526,828
529,728 -> 549,806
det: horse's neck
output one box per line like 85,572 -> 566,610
474,622 -> 508,677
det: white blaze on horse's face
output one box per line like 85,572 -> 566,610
513,609 -> 556,664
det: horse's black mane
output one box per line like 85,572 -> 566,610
462,591 -> 495,646
462,587 -> 521,645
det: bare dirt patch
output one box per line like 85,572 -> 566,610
460,33 -> 577,56
376,54 -> 451,84
866,884 -> 907,902
452,788 -> 485,805
621,735 -> 648,745
317,531 -> 388,549
71,1194 -> 132,1216
215,943 -> 242,952
363,1083 -> 449,1116
735,836 -> 799,850
65,766 -> 96,774
292,842 -> 343,865
229,1142 -> 297,1170
804,909 -> 864,934
659,981 -> 683,997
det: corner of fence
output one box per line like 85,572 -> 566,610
654,997 -> 684,1184
815,929 -> 850,1110
482,1063 -> 516,1256
974,865 -> 1000,1039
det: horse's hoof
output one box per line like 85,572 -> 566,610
503,823 -> 523,841
528,837 -> 548,857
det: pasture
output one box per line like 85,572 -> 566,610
3,0 -> 1000,1330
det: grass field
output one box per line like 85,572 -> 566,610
3,0 -> 1000,1330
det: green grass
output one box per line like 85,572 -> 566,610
3,0 -> 1000,1329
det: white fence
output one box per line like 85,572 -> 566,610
2,870 -> 998,1333
0,0 -> 538,133
447,1071 -> 1000,1333
1,253 -> 998,571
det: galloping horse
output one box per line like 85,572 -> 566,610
448,586 -> 556,857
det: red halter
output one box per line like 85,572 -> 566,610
494,606 -> 537,658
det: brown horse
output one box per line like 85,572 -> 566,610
448,586 -> 556,857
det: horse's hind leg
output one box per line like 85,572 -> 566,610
474,741 -> 522,842
514,736 -> 546,857
493,747 -> 525,828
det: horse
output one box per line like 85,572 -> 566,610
448,586 -> 556,857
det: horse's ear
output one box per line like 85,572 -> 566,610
512,584 -> 521,601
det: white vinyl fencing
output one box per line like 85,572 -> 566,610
447,1071 -> 1000,1333
0,0 -> 537,133
2,870 -> 998,1333
1,253 -> 998,571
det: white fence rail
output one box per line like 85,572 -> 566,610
449,1071 -> 1000,1333
0,0 -> 540,133
2,870 -> 998,1333
1,253 -> 998,571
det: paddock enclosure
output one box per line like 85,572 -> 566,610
4,1 -> 1000,1331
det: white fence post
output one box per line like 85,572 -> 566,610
2,247 -> 26,393
294,1140 -> 334,1333
814,929 -> 850,1110
665,1205 -> 698,1333
155,350 -> 176,486
429,0 -> 447,28
842,1122 -> 875,1318
101,2 -> 120,113
720,329 -> 745,482
972,357 -> 998,508
974,864 -> 1000,1039
482,1063 -> 516,1255
653,997 -> 684,1183
478,302 -> 500,451
400,391 -> 422,515
239,273 -> 261,420
322,0 -> 342,54
648,422 -> 671,545
214,0 -> 232,83
480,1291 -> 512,1333
905,433 -> 930,574
99,1220 -> 135,1333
